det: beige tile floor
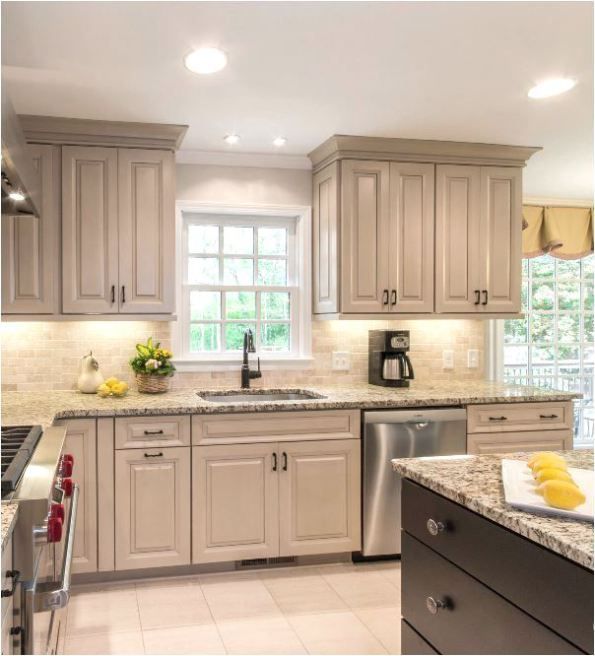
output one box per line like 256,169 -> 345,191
64,560 -> 402,655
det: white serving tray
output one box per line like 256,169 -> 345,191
501,459 -> 594,522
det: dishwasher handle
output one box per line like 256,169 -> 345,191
363,407 -> 467,425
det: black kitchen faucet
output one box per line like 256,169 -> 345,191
241,328 -> 262,388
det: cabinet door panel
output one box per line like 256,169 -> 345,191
312,163 -> 339,313
57,419 -> 97,574
2,144 -> 59,314
115,447 -> 190,570
62,146 -> 118,313
341,160 -> 390,313
193,444 -> 279,563
389,162 -> 434,312
435,165 -> 481,312
118,149 -> 175,313
279,439 -> 361,556
480,167 -> 522,313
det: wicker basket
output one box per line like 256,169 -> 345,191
135,373 -> 171,394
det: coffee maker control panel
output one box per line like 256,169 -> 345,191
390,334 -> 409,349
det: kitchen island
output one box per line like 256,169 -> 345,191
393,450 -> 594,655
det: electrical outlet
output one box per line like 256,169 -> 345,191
332,351 -> 351,371
467,349 -> 480,369
442,349 -> 454,370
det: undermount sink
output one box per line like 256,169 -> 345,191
198,389 -> 325,403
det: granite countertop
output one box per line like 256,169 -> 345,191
392,449 -> 594,569
0,380 -> 578,427
1,502 -> 18,552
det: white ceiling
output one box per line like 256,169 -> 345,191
2,1 -> 593,199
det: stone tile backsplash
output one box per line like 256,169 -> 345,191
1,319 -> 485,391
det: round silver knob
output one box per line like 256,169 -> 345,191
426,596 -> 448,615
426,518 -> 445,536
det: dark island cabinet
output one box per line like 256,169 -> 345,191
401,479 -> 593,655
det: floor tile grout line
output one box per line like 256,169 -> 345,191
133,583 -> 148,655
197,576 -> 230,654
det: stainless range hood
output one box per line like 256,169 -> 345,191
1,86 -> 40,217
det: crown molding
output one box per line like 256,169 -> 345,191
309,134 -> 542,172
176,149 -> 312,170
19,115 -> 188,150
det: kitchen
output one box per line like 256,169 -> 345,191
0,2 -> 593,655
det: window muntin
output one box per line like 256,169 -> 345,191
502,254 -> 594,445
181,214 -> 299,357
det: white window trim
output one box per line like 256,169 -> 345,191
172,200 -> 313,372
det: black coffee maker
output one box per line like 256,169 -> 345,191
368,330 -> 415,388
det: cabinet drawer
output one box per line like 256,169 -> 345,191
467,429 -> 573,454
467,401 -> 572,433
402,480 -> 593,653
192,410 -> 360,445
1,536 -> 13,623
402,532 -> 581,654
115,415 -> 190,449
401,620 -> 438,655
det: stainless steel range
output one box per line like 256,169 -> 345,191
1,424 -> 79,655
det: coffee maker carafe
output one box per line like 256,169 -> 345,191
368,330 -> 415,388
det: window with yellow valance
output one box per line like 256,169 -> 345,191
522,205 -> 593,259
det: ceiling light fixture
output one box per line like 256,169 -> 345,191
224,134 -> 240,145
8,190 -> 25,202
528,78 -> 576,99
184,47 -> 227,75
272,136 -> 287,147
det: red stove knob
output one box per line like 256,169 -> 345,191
50,502 -> 65,521
62,454 -> 74,466
47,517 -> 63,543
61,460 -> 73,477
61,478 -> 73,497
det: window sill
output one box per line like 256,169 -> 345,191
172,356 -> 315,373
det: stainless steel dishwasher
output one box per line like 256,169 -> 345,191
362,407 -> 467,557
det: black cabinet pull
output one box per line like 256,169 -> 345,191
488,416 -> 507,421
272,452 -> 277,472
474,290 -> 480,305
121,285 -> 126,304
282,452 -> 288,471
144,429 -> 164,435
540,414 -> 558,420
1,570 -> 19,598
111,285 -> 115,304
382,289 -> 389,306
144,452 -> 163,458
390,290 -> 397,306
10,626 -> 22,636
426,519 -> 445,536
426,596 -> 449,615
482,290 -> 488,305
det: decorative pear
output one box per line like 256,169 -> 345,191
77,351 -> 104,393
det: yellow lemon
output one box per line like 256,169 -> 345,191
113,382 -> 128,396
538,480 -> 586,510
531,457 -> 567,475
534,468 -> 574,485
97,383 -> 111,397
105,377 -> 120,388
527,452 -> 563,468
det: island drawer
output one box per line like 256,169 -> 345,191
402,480 -> 593,653
115,415 -> 191,449
401,620 -> 438,655
401,532 -> 582,655
467,401 -> 573,433
192,410 -> 360,445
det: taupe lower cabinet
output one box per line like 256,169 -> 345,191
1,144 -> 60,314
62,146 -> 175,314
115,446 -> 191,570
193,439 -> 361,563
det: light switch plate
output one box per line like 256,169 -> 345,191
442,349 -> 454,370
467,349 -> 480,369
332,351 -> 351,371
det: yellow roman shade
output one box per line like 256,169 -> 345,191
522,205 -> 593,259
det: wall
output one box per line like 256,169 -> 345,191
0,319 -> 485,391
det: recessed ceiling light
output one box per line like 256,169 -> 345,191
8,190 -> 25,201
224,134 -> 240,145
272,136 -> 287,147
528,78 -> 576,99
184,47 -> 227,75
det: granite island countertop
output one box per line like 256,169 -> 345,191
392,449 -> 594,569
0,380 -> 579,427
1,502 -> 18,552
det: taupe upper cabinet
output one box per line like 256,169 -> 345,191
2,144 -> 60,314
309,135 -> 539,318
